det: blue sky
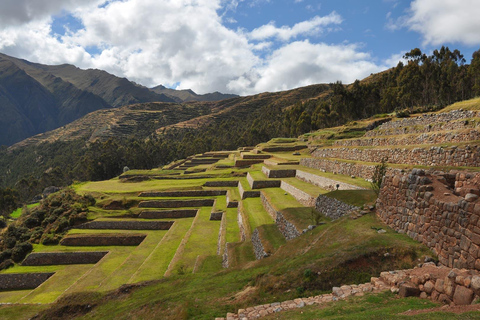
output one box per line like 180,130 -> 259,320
0,0 -> 479,95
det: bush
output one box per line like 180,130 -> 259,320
24,216 -> 40,228
0,259 -> 14,271
11,242 -> 33,263
0,250 -> 12,263
41,233 -> 59,245
5,237 -> 16,249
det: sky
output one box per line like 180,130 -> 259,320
0,0 -> 479,96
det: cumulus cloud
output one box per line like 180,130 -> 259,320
0,0 -> 101,28
402,0 -> 480,46
0,0 -> 383,95
228,41 -> 383,94
249,12 -> 342,41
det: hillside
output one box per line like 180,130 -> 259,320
150,85 -> 238,102
2,98 -> 480,319
0,53 -> 237,146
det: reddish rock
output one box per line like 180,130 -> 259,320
398,283 -> 420,297
453,286 -> 474,305
424,280 -> 435,294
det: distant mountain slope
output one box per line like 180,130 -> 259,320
9,83 -> 331,150
0,53 -> 234,146
0,57 -> 112,146
150,85 -> 238,102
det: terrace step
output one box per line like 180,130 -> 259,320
60,234 -> 147,246
75,220 -> 174,230
246,172 -> 281,189
138,199 -> 215,208
139,190 -> 227,197
0,273 -> 55,290
139,209 -> 198,219
22,251 -> 109,266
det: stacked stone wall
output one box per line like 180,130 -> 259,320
235,159 -> 265,167
260,192 -> 300,240
315,195 -> 358,220
22,252 -> 108,266
312,145 -> 480,167
366,110 -> 480,136
138,199 -> 215,208
0,273 -> 55,290
376,169 -> 480,270
247,172 -> 281,189
204,181 -> 239,187
295,169 -> 366,190
241,154 -> 271,160
139,209 -> 198,219
300,158 -> 376,181
60,234 -> 146,246
76,220 -> 174,230
238,181 -> 260,199
237,201 -> 248,241
261,166 -> 296,178
252,228 -> 269,260
335,129 -> 480,147
139,190 -> 226,197
280,181 -> 316,207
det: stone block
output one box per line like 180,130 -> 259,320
453,286 -> 474,305
398,283 -> 420,297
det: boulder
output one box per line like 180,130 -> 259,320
453,286 -> 474,305
398,283 -> 420,297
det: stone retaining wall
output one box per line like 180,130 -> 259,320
0,273 -> 55,290
139,190 -> 226,197
280,181 -> 316,207
315,195 -> 358,220
260,192 -> 300,240
241,154 -> 271,160
226,190 -> 239,208
261,166 -> 296,178
312,144 -> 480,167
237,201 -> 248,241
376,168 -> 480,269
76,220 -> 174,230
60,234 -> 146,246
296,168 -> 365,190
234,159 -> 265,167
238,181 -> 260,199
22,251 -> 109,266
260,145 -> 307,152
366,110 -> 479,136
247,172 -> 281,189
380,263 -> 480,306
252,228 -> 268,260
138,199 -> 215,208
300,158 -> 376,181
204,181 -> 239,187
335,129 -> 480,147
138,209 -> 198,219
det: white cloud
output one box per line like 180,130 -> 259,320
249,12 -> 342,41
401,0 -> 480,46
0,0 -> 383,96
0,0 -> 101,28
383,52 -> 407,67
228,41 -> 383,94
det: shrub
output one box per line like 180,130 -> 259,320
5,237 -> 16,249
0,259 -> 14,271
24,217 -> 40,229
0,250 -> 12,263
371,158 -> 388,195
11,242 -> 33,263
41,233 -> 59,245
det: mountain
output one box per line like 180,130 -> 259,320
9,83 -> 330,150
150,84 -> 238,102
0,53 -> 235,146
